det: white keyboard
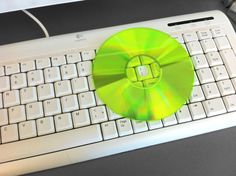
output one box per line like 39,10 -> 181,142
0,10 -> 236,176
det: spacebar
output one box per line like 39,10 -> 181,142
0,125 -> 102,163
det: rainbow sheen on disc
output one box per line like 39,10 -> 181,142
92,27 -> 194,121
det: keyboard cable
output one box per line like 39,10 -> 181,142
22,9 -> 50,38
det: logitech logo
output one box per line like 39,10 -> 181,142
75,33 -> 86,41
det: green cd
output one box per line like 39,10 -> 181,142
92,27 -> 194,121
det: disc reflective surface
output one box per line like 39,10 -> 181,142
93,28 -> 194,121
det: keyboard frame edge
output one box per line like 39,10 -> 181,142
0,10 -> 236,176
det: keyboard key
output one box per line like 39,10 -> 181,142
90,106 -> 108,124
0,76 -> 10,92
8,105 -> 26,124
194,73 -> 200,86
44,67 -> 61,83
223,95 -> 236,112
147,120 -> 163,130
197,68 -> 214,84
36,116 -> 55,136
37,83 -> 55,101
200,39 -> 217,53
71,77 -> 89,93
220,49 -> 236,78
26,102 -> 44,120
88,75 -> 95,90
131,120 -> 148,133
54,80 -> 72,97
60,64 -> 78,80
202,83 -> 220,99
72,109 -> 90,128
3,90 -> 20,108
190,86 -> 205,102
197,30 -> 212,40
27,70 -> 44,86
10,73 -> 27,90
186,41 -> 203,56
66,53 -> 81,63
61,95 -> 79,113
5,64 -> 20,75
78,91 -> 96,109
81,50 -> 95,61
54,113 -> 73,132
21,60 -> 35,72
20,87 -> 38,104
217,80 -> 235,96
19,120 -> 37,139
191,54 -> 208,69
0,109 -> 8,126
214,36 -> 231,50
162,114 -> 177,126
211,65 -> 229,81
203,98 -> 226,117
101,121 -> 118,140
36,58 -> 51,69
44,98 -> 61,116
176,105 -> 192,123
211,28 -> 225,37
116,119 -> 133,136
0,66 -> 4,76
183,32 -> 198,42
189,102 -> 206,120
51,56 -> 66,66
1,124 -> 18,143
205,52 -> 223,66
77,61 -> 92,76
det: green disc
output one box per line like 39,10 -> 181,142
92,27 -> 194,121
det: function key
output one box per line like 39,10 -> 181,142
36,58 -> 51,69
0,66 -> 4,76
66,53 -> 81,63
81,50 -> 95,61
197,30 -> 212,40
183,32 -> 198,42
211,28 -> 225,38
5,63 -> 20,75
21,60 -> 35,72
51,55 -> 66,67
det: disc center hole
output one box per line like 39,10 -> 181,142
126,55 -> 161,88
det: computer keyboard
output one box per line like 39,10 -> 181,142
0,10 -> 236,175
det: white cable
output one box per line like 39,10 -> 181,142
22,9 -> 50,38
